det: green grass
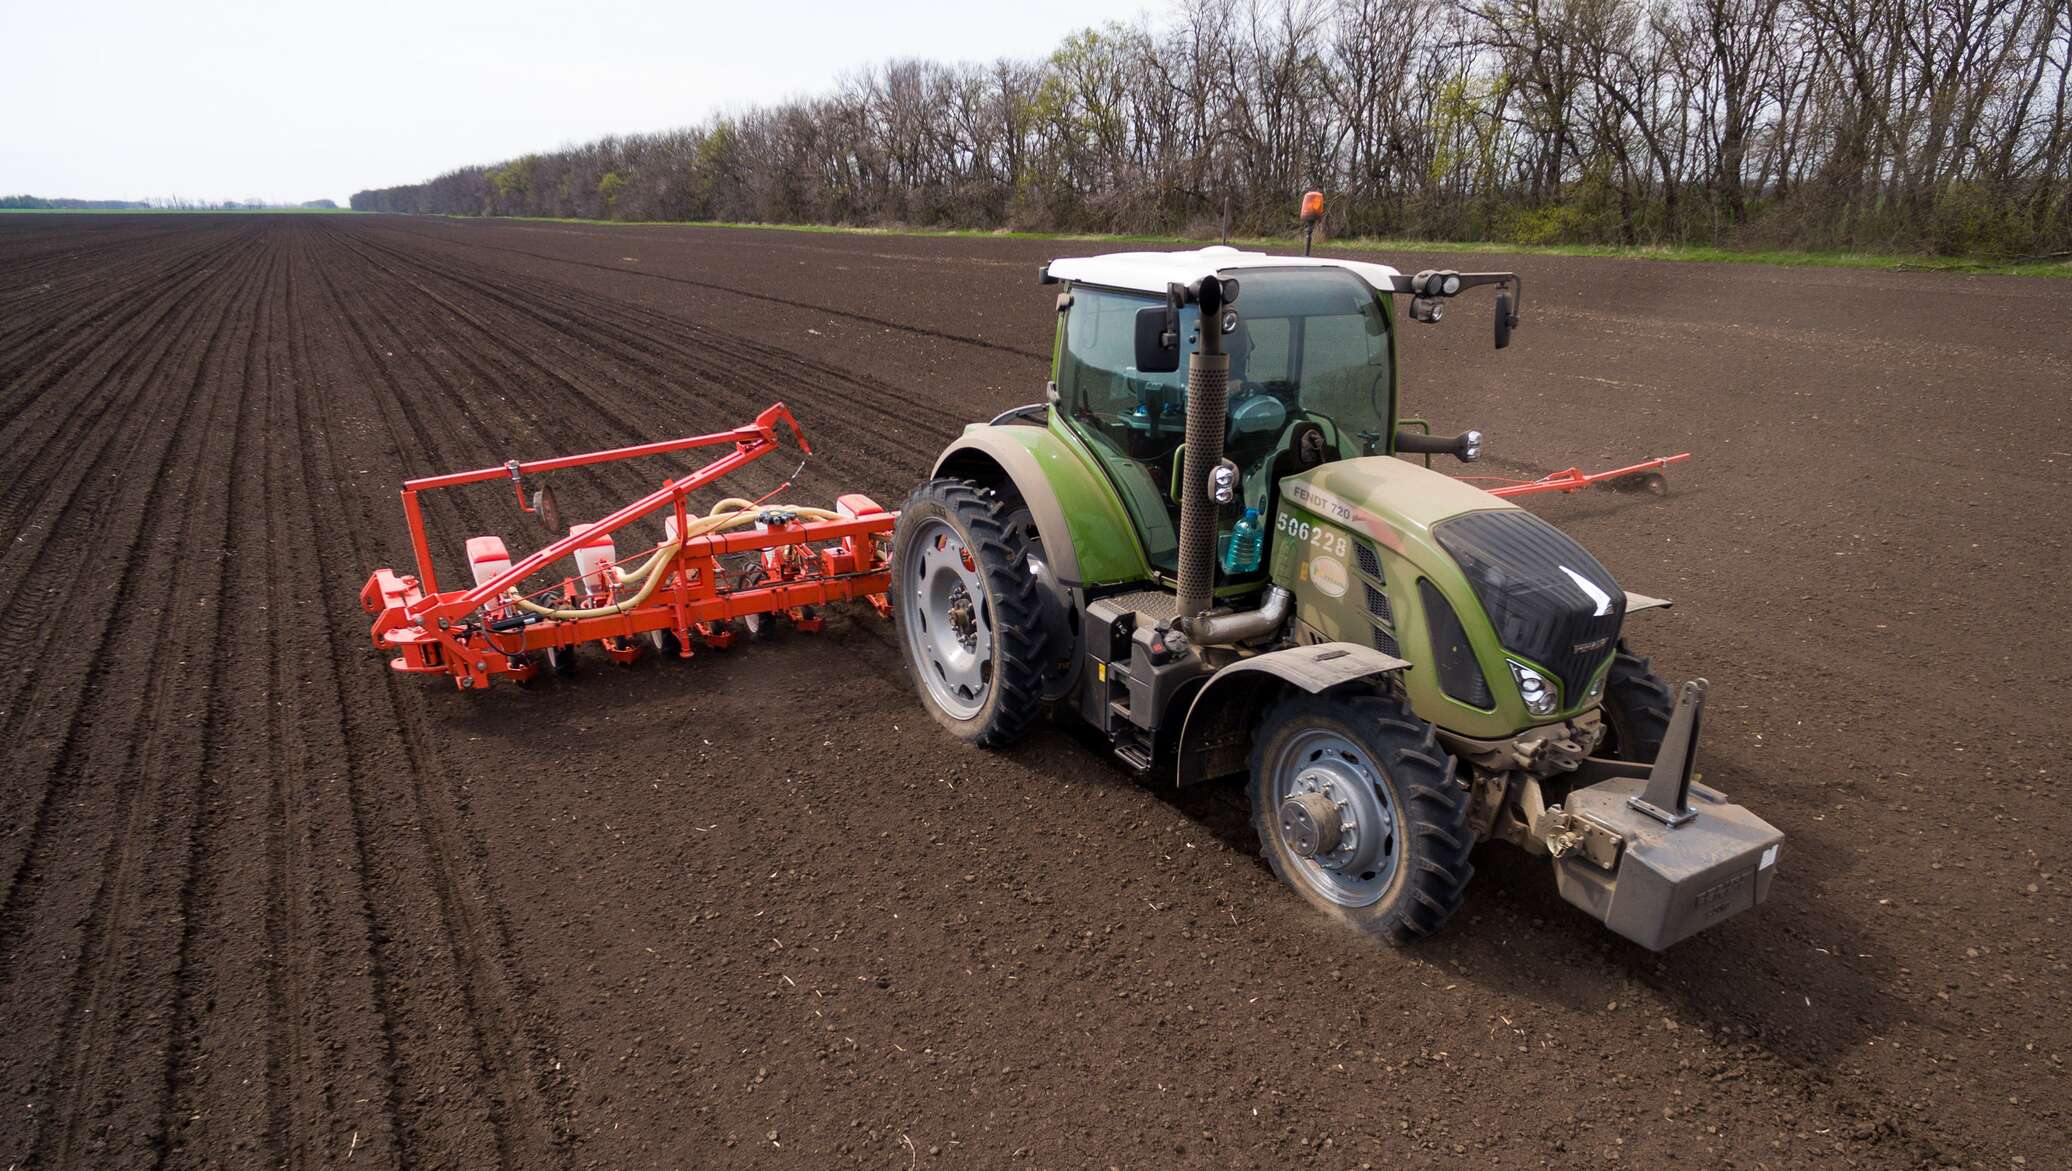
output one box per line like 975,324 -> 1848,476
447,212 -> 2072,278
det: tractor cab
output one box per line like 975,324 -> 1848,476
1043,248 -> 1408,576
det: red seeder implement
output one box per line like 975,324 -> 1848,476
1468,452 -> 1693,499
360,403 -> 895,690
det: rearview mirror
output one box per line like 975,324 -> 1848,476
1135,305 -> 1179,373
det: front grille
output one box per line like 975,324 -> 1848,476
1354,541 -> 1382,580
1372,627 -> 1399,657
1363,581 -> 1392,625
1417,579 -> 1492,708
1433,509 -> 1624,701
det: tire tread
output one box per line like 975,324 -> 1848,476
1603,642 -> 1675,762
890,478 -> 1047,748
1247,692 -> 1475,945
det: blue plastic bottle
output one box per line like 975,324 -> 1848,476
1222,507 -> 1263,574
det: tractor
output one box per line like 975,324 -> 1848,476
891,239 -> 1781,949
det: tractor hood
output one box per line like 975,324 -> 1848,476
1280,455 -> 1513,544
1278,456 -> 1629,729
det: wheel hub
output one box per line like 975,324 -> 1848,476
946,587 -> 977,648
1278,791 -> 1343,858
1271,729 -> 1403,907
899,518 -> 995,720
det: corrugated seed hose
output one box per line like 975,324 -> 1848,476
505,497 -> 845,621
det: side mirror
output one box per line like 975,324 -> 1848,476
1135,305 -> 1179,374
1494,291 -> 1513,349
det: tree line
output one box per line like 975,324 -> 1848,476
351,0 -> 2072,258
1,196 -> 341,211
1,196 -> 151,210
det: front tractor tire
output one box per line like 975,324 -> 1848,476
1248,693 -> 1475,945
891,478 -> 1046,748
1599,642 -> 1675,763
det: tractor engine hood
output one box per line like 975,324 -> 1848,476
1433,508 -> 1627,702
1280,457 -> 1627,709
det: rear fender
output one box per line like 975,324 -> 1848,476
1173,642 -> 1411,786
931,424 -> 1148,589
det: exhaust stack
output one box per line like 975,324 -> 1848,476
1175,276 -> 1233,623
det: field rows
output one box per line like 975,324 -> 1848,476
0,214 -> 2064,1168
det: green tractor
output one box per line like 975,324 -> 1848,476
891,244 -> 1781,949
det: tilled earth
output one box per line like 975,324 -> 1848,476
0,213 -> 2065,1169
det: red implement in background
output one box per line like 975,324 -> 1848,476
1467,452 -> 1692,499
360,403 -> 895,690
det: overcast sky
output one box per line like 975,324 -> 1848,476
1,0 -> 1144,205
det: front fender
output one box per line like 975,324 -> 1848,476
1174,642 -> 1410,786
931,423 -> 1149,588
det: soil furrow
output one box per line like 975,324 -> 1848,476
320,224 -> 955,509
18,231 -> 276,1168
371,218 -> 1050,362
293,224 -> 576,1170
0,226 -> 265,738
0,230 -> 273,932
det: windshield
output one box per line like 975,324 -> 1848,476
1056,269 -> 1395,570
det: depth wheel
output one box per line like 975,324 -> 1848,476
739,566 -> 779,639
1599,641 -> 1674,762
1248,692 -> 1474,944
890,478 -> 1045,747
543,644 -> 577,676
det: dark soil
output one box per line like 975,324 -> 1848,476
1,213 -> 2065,1169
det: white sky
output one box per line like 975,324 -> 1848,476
0,0 -> 1144,205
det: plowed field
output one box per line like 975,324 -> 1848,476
1,213 -> 2065,1169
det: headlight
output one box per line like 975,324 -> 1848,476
1508,659 -> 1558,716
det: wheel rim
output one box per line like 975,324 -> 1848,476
1271,728 -> 1403,907
901,517 -> 993,720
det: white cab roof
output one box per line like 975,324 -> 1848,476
1044,245 -> 1403,295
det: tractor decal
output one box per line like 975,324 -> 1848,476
1280,480 -> 1403,553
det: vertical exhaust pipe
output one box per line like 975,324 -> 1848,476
1176,276 -> 1232,623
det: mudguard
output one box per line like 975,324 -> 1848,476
931,422 -> 1149,588
1626,591 -> 1673,614
1174,642 -> 1410,786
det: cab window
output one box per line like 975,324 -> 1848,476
1055,272 -> 1395,575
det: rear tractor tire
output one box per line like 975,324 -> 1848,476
1248,693 -> 1475,945
891,478 -> 1046,748
1599,642 -> 1675,763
